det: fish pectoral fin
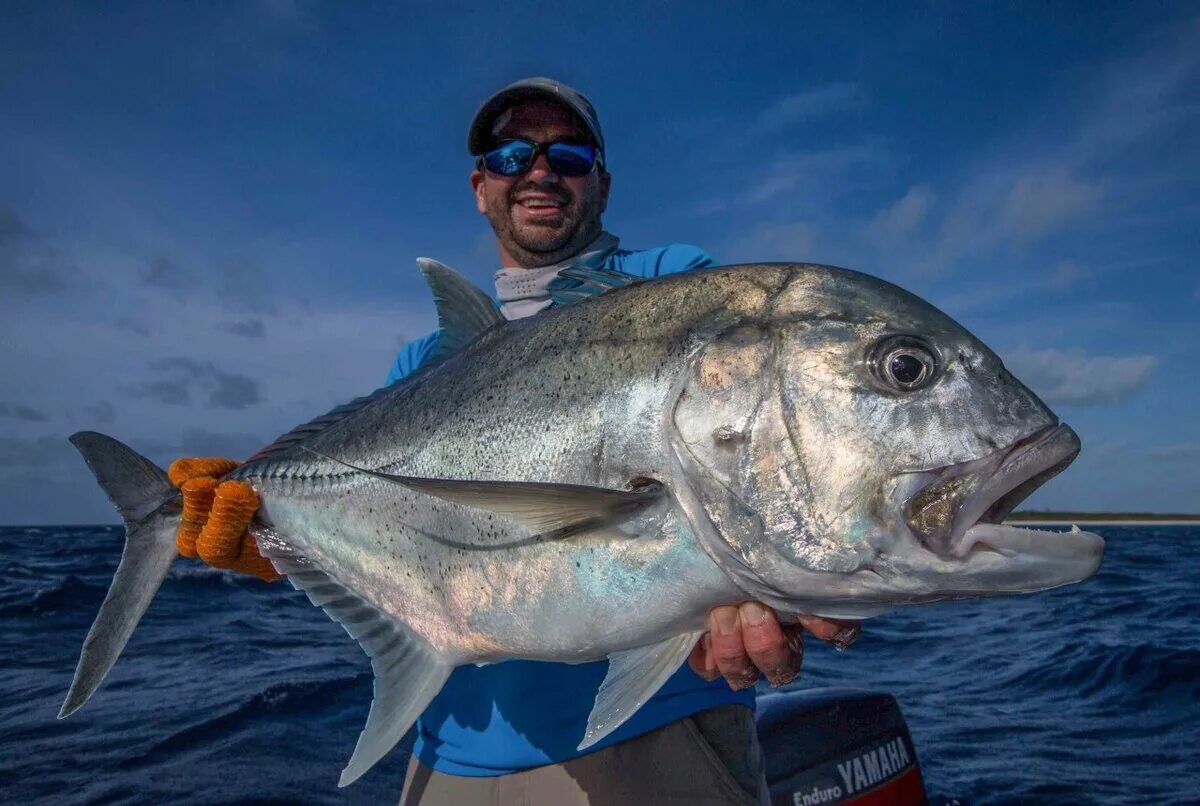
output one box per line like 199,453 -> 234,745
417,257 -> 504,365
261,548 -> 451,788
393,476 -> 665,534
579,630 -> 705,751
302,448 -> 665,535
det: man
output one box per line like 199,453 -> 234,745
182,77 -> 854,803
385,78 -> 855,805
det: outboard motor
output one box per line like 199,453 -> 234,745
757,688 -> 926,806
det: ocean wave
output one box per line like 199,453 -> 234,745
117,674 -> 371,767
4,523 -> 1199,804
1002,640 -> 1200,707
166,565 -> 245,588
0,574 -> 106,616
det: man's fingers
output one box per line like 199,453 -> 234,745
688,634 -> 720,681
738,602 -> 801,687
796,614 -> 861,650
697,605 -> 850,689
707,605 -> 759,690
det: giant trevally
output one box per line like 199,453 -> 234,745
62,262 -> 1104,786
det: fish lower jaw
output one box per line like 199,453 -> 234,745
903,424 -> 1083,558
955,521 -> 1104,563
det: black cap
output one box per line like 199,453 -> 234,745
467,77 -> 605,157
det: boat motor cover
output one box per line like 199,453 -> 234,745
757,687 -> 926,806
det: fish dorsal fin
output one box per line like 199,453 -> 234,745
418,257 -> 504,366
549,266 -> 643,307
302,447 -> 663,535
244,260 -> 498,464
244,389 -> 390,463
579,630 -> 705,750
253,535 -> 452,787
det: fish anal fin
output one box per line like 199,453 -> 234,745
258,540 -> 451,787
579,630 -> 704,750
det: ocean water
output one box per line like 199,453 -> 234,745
1,524 -> 1197,804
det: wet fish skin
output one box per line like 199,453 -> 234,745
63,262 -> 1103,786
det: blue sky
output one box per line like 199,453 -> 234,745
1,2 -> 1196,523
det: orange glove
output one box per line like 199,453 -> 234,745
168,457 -> 281,582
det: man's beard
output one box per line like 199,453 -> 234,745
486,182 -> 602,268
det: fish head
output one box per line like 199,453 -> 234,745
670,265 -> 1104,615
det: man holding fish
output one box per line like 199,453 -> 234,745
64,74 -> 1104,805
182,78 -> 849,804
385,77 -> 851,804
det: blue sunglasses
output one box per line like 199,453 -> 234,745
479,139 -> 602,178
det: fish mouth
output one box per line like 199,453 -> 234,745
902,424 -> 1096,560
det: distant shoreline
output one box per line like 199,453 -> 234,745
1006,520 -> 1198,526
1007,512 -> 1200,524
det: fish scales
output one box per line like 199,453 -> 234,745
62,262 -> 1104,786
237,267 -> 783,661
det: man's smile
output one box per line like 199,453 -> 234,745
513,192 -> 569,219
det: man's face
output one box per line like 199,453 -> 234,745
471,99 -> 611,268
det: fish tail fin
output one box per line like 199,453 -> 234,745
59,431 -> 180,718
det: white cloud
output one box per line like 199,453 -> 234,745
756,83 -> 868,131
734,221 -> 819,262
864,23 -> 1198,278
697,144 -> 885,215
1048,260 -> 1086,290
868,184 -> 935,246
0,203 -> 76,294
1001,169 -> 1103,241
1146,442 -> 1200,460
1072,20 -> 1200,163
1002,347 -> 1158,406
904,167 -> 1106,274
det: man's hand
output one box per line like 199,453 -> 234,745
687,603 -> 860,689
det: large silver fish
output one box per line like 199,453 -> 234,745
62,262 -> 1103,786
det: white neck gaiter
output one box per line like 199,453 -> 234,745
493,231 -> 620,320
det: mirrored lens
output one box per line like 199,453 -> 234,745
483,141 -> 535,176
546,143 -> 597,177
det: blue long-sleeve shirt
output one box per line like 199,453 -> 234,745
387,243 -> 754,776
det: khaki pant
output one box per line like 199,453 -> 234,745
398,705 -> 766,805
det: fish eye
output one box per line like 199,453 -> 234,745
871,336 -> 938,392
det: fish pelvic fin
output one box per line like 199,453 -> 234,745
579,630 -> 705,751
60,432 -> 180,718
255,539 -> 452,787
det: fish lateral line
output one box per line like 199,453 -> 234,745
299,445 -> 666,536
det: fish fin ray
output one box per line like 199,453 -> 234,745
244,261 -> 499,464
255,536 -> 451,787
578,630 -> 704,750
244,391 -> 390,463
550,267 -> 643,306
300,447 -> 663,534
70,431 -> 176,521
61,433 -> 179,718
418,257 -> 504,365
